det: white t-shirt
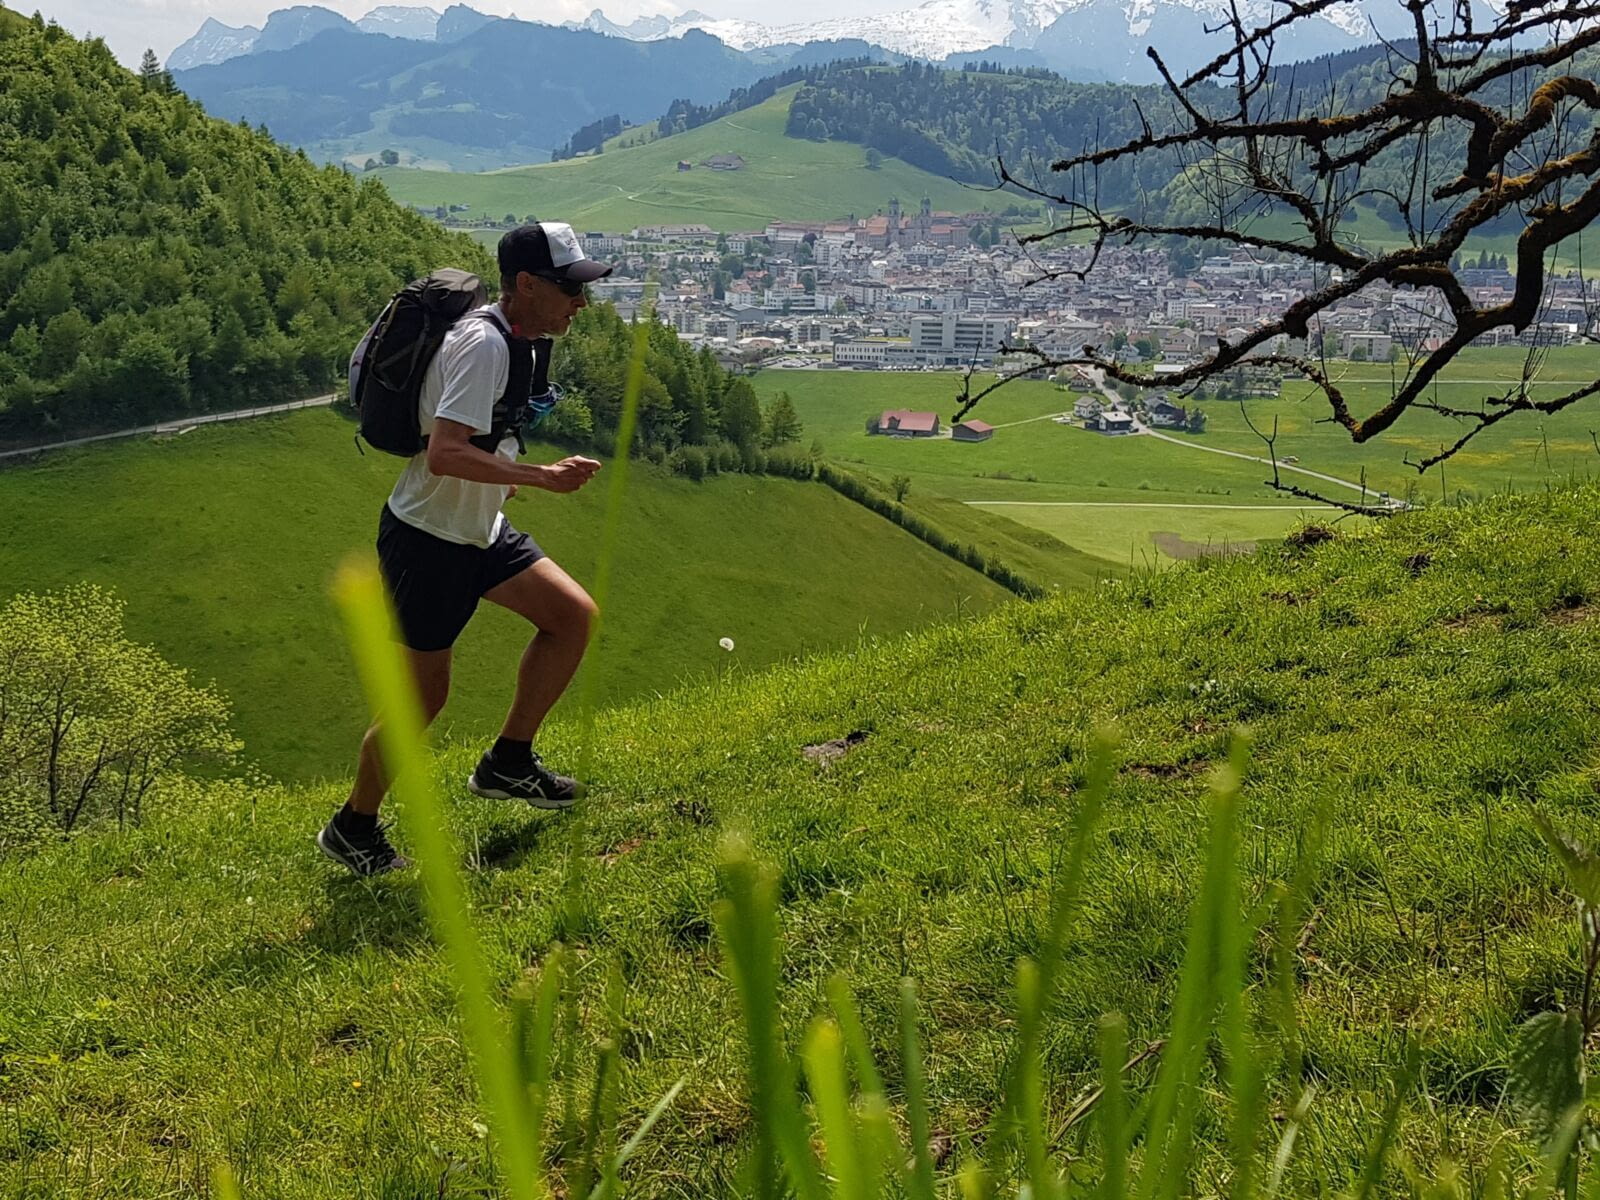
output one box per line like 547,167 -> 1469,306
387,304 -> 520,548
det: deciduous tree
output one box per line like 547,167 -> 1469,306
0,585 -> 236,846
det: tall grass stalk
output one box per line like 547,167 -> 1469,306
900,980 -> 939,1200
713,840 -> 828,1200
1135,737 -> 1250,1200
334,562 -> 545,1200
570,285 -> 657,774
559,283 -> 656,951
982,735 -> 1118,1188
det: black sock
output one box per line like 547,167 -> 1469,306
334,804 -> 377,836
491,736 -> 533,765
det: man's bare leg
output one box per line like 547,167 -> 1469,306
483,558 -> 598,743
346,648 -> 453,816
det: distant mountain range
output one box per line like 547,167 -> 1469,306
164,0 -> 1502,171
171,21 -> 902,167
167,0 -> 1487,78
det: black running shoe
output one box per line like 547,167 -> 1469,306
467,750 -> 583,809
317,816 -> 410,876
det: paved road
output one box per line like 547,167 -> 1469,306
0,395 -> 336,464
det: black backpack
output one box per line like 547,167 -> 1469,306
348,269 -> 553,457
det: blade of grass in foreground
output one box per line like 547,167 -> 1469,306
556,282 -> 656,953
1135,734 -> 1249,1200
334,562 -> 544,1200
825,976 -> 900,1190
900,980 -> 939,1200
1097,1013 -> 1129,1200
982,733 -> 1118,1185
804,1018 -> 875,1200
212,1164 -> 243,1200
713,836 -> 827,1200
569,283 -> 656,781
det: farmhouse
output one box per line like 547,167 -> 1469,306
1073,396 -> 1103,422
1097,411 -> 1136,435
952,419 -> 994,442
1147,397 -> 1189,429
871,409 -> 941,437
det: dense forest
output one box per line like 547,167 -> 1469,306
0,11 -> 477,444
0,9 -> 802,473
786,60 -> 1197,196
786,50 -> 1599,230
543,302 -> 813,478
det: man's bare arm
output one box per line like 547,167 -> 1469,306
424,418 -> 600,493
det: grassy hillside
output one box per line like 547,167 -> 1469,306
7,485 -> 1600,1193
0,408 -> 1010,781
1168,346 -> 1600,500
369,88 -> 1000,233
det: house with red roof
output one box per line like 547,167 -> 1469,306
870,409 -> 941,437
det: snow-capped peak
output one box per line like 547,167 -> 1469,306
575,0 -> 1391,61
167,17 -> 261,71
356,6 -> 442,39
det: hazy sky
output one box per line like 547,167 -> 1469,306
30,0 -> 884,67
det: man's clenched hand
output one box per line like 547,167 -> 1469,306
534,456 -> 602,493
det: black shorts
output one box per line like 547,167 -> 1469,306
376,504 -> 545,651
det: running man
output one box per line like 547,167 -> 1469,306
320,222 -> 612,876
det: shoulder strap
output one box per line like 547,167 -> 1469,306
457,310 -> 535,454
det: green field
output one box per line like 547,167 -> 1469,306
753,345 -> 1600,571
1166,346 -> 1600,501
1236,206 -> 1600,278
752,369 -> 1346,572
369,88 -> 1002,233
0,409 -> 1009,781
9,485 -> 1600,1193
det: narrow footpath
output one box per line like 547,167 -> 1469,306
0,395 -> 335,464
1083,368 -> 1400,507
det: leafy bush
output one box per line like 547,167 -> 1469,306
670,444 -> 708,481
711,439 -> 743,474
765,445 -> 816,479
0,584 -> 236,848
542,394 -> 594,446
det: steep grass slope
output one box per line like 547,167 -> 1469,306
370,88 -> 998,232
6,487 -> 1600,1194
0,408 -> 1010,781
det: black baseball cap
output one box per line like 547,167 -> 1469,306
499,221 -> 613,284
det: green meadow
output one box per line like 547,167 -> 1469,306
1235,207 -> 1600,278
1167,346 -> 1600,501
369,88 -> 1000,233
755,345 -> 1600,570
9,484 -> 1600,1194
752,369 -> 1344,572
0,408 -> 1009,782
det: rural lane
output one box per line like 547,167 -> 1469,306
1082,367 -> 1401,506
1137,427 -> 1400,503
0,395 -> 336,464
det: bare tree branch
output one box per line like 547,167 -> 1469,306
965,0 -> 1600,474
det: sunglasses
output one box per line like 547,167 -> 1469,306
527,270 -> 586,298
